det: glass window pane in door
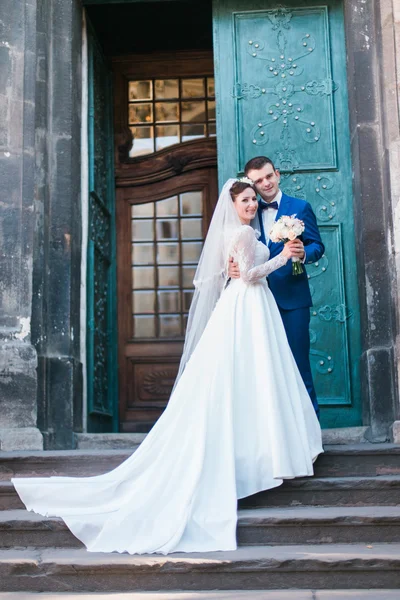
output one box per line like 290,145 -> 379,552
207,100 -> 216,120
182,265 -> 196,287
157,243 -> 179,264
132,266 -> 155,289
129,126 -> 154,157
158,266 -> 179,287
132,243 -> 154,265
131,203 -> 154,218
159,315 -> 181,337
182,78 -> 205,98
181,218 -> 203,240
156,196 -> 178,217
155,102 -> 179,123
132,291 -> 155,313
155,125 -> 179,150
156,219 -> 178,240
182,241 -> 202,263
131,220 -> 154,241
155,79 -> 179,99
208,122 -> 216,137
129,103 -> 153,124
182,290 -> 194,312
129,80 -> 152,101
181,101 -> 206,122
134,315 -> 155,338
157,290 -> 181,313
207,78 -> 215,98
180,191 -> 202,216
182,124 -> 206,142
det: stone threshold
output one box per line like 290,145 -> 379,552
75,427 -> 370,450
0,591 -> 400,600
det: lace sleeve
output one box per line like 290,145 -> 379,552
230,226 -> 288,284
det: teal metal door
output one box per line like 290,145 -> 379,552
87,22 -> 118,432
213,0 -> 361,427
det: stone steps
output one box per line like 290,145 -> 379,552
3,476 -> 400,512
1,443 -> 400,593
2,507 -> 400,549
1,544 -> 400,592
240,475 -> 400,508
1,445 -> 400,480
1,592 -> 400,600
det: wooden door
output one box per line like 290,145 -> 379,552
213,0 -> 362,428
113,52 -> 217,432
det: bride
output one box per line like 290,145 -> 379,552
12,178 -> 323,555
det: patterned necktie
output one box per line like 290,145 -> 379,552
263,201 -> 279,210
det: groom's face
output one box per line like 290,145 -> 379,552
247,163 -> 280,203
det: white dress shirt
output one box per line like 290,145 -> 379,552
262,189 -> 282,244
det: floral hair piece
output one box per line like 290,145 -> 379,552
236,176 -> 254,185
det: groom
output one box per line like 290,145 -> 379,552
229,156 -> 324,417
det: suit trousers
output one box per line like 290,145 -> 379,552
278,306 -> 320,419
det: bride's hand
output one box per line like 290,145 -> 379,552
228,257 -> 241,279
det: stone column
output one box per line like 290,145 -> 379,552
382,0 -> 400,442
32,0 -> 83,449
344,0 -> 398,441
0,0 -> 43,450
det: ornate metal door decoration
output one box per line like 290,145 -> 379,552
233,6 -> 337,172
87,24 -> 118,432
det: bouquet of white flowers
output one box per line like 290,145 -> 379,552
269,214 -> 305,275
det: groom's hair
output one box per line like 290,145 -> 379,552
244,156 -> 276,175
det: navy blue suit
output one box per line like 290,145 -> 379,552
257,193 -> 324,417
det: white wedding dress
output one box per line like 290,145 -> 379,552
12,225 -> 323,555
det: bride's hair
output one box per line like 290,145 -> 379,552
229,181 -> 256,201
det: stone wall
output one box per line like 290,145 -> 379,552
384,0 -> 400,441
32,0 -> 83,449
0,0 -> 42,450
0,0 -> 83,451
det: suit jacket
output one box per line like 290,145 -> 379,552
257,192 -> 324,310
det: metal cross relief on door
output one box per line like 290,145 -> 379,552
233,6 -> 337,172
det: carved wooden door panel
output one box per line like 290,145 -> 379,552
213,1 -> 362,428
113,53 -> 217,432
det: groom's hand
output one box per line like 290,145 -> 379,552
228,257 -> 241,279
286,239 -> 305,259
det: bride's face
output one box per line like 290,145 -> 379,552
233,187 -> 258,225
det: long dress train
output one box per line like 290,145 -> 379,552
12,225 -> 323,555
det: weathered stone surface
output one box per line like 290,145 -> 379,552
75,433 -> 146,450
343,0 -> 399,440
2,506 -> 400,549
0,429 -> 43,452
3,474 -> 400,512
0,344 -> 37,429
0,591 -> 399,600
0,594 -> 312,600
322,427 -> 368,445
1,544 -> 400,592
240,475 -> 400,508
30,0 -> 83,450
1,444 -> 400,480
0,0 -> 42,453
390,420 -> 400,443
74,430 -> 369,450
